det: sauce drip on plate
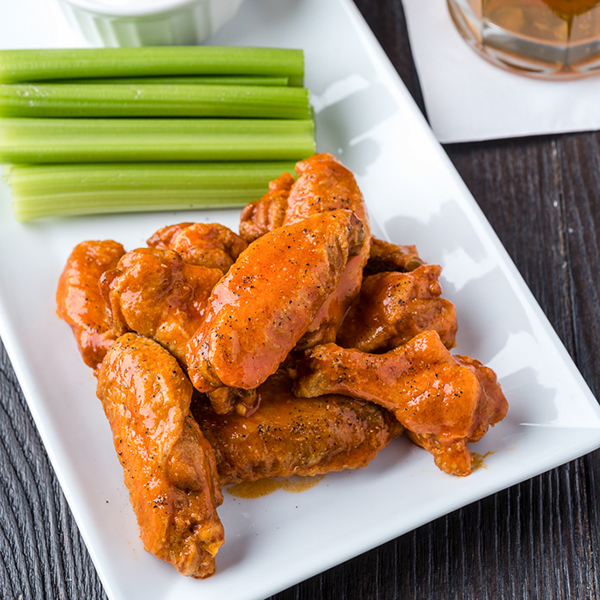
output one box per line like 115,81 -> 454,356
227,475 -> 324,499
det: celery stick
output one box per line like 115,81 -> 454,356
6,162 -> 296,221
40,76 -> 291,86
0,83 -> 310,119
0,47 -> 304,85
0,118 -> 315,163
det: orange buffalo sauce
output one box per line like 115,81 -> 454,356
227,475 -> 324,499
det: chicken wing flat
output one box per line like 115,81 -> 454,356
191,369 -> 401,485
96,333 -> 224,578
337,265 -> 458,352
186,209 -> 366,398
100,247 -> 223,363
56,240 -> 126,370
294,331 -> 508,476
238,154 -> 372,348
364,237 -> 424,275
287,154 -> 372,347
147,222 -> 247,273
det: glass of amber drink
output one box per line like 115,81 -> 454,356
447,0 -> 600,78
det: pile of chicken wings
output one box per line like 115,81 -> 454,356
56,153 -> 508,579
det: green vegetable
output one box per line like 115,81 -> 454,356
0,83 -> 310,119
6,162 -> 297,221
0,118 -> 315,163
0,46 -> 313,221
44,76 -> 291,86
0,47 -> 305,86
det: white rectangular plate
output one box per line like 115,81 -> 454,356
2,1 -> 600,599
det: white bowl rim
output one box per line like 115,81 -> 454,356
59,0 -> 209,18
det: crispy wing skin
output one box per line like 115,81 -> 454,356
238,172 -> 295,243
337,265 -> 458,352
100,248 -> 223,362
294,331 -> 508,476
96,333 -> 224,578
191,369 -> 401,485
186,209 -> 366,397
147,222 -> 247,273
56,240 -> 126,370
364,237 -> 424,275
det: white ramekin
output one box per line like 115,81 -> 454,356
57,0 -> 246,47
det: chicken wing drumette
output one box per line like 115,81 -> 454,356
294,331 -> 508,476
96,333 -> 224,578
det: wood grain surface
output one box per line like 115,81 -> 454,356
2,1 -> 600,598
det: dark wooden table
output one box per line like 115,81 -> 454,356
3,1 -> 600,598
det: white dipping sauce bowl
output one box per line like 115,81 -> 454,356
57,0 -> 246,46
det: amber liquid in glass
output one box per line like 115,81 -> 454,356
448,0 -> 600,78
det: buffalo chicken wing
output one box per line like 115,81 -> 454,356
56,240 -> 126,370
100,248 -> 223,363
295,331 -> 508,476
185,209 -> 365,397
147,221 -> 247,273
96,333 -> 224,578
239,153 -> 372,348
337,265 -> 458,352
191,369 -> 401,484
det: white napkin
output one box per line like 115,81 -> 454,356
401,0 -> 600,143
